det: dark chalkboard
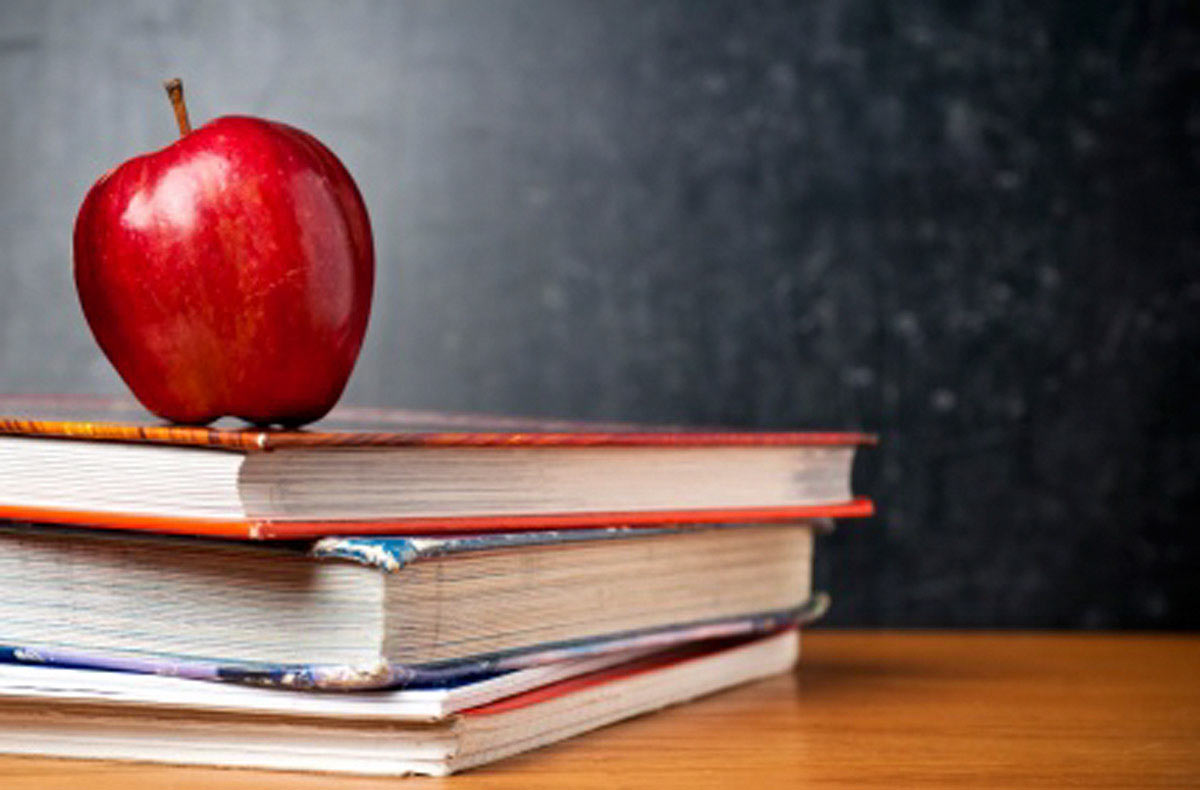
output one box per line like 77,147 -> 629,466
0,1 -> 1196,626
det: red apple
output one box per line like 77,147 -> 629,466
74,79 -> 373,426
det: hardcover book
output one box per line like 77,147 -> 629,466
0,395 -> 873,539
0,520 -> 824,689
0,629 -> 799,776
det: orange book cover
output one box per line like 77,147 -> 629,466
0,394 -> 875,539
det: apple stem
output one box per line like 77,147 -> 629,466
163,78 -> 192,137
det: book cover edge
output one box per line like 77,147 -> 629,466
0,599 -> 827,691
0,499 -> 873,540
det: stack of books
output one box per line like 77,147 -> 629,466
0,395 -> 872,776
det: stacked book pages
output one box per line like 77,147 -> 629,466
0,395 -> 873,776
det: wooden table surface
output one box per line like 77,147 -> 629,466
1,631 -> 1197,789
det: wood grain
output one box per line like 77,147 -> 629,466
1,631 -> 1196,789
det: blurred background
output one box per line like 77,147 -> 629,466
0,1 -> 1196,627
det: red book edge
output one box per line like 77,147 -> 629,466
461,629 -> 797,717
0,499 -> 874,540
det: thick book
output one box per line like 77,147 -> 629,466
0,629 -> 799,776
0,395 -> 873,538
0,520 -> 823,689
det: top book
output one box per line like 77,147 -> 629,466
0,395 -> 873,540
